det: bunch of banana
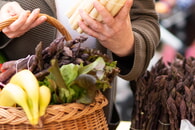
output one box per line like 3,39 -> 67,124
0,69 -> 51,125
66,0 -> 127,33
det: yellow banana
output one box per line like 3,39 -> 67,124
0,86 -> 16,107
0,83 -> 33,124
9,69 -> 39,125
39,85 -> 51,117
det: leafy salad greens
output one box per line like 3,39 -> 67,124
41,57 -> 118,104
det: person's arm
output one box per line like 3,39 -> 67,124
78,0 -> 160,81
115,0 -> 160,80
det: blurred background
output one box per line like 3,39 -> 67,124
115,0 -> 195,121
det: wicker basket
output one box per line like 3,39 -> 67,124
0,14 -> 109,130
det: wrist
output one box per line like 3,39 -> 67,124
118,39 -> 134,57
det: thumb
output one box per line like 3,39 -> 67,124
116,0 -> 133,19
0,2 -> 25,21
8,2 -> 25,16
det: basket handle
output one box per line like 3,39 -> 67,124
0,13 -> 72,41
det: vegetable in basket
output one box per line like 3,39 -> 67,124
42,56 -> 115,104
0,83 -> 33,124
39,85 -> 51,117
0,36 -> 119,105
0,69 -> 51,125
9,69 -> 40,124
0,36 -> 119,125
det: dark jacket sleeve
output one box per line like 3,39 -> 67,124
114,0 -> 160,81
0,32 -> 12,49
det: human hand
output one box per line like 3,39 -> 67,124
78,0 -> 134,57
0,2 -> 47,38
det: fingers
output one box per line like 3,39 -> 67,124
2,8 -> 47,38
79,9 -> 103,31
4,10 -> 30,32
2,10 -> 30,38
92,0 -> 132,26
30,15 -> 47,29
23,8 -> 40,28
93,0 -> 115,26
9,2 -> 26,16
78,9 -> 108,40
116,0 -> 133,19
78,0 -> 113,33
77,0 -> 132,42
78,11 -> 100,38
0,2 -> 46,38
0,2 -> 25,21
78,0 -> 118,40
21,8 -> 47,29
78,20 -> 99,38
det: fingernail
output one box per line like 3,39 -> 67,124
26,10 -> 31,14
40,16 -> 47,21
33,8 -> 40,13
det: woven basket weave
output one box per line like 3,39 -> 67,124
0,14 -> 109,130
0,91 -> 108,130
